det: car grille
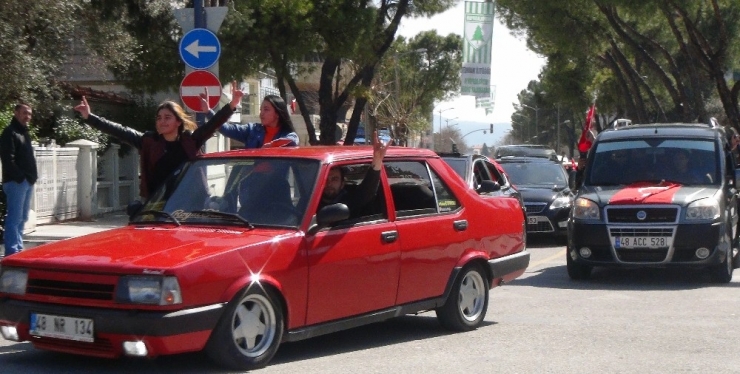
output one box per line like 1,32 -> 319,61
27,279 -> 115,300
524,203 -> 546,214
615,248 -> 669,262
606,207 -> 678,223
609,228 -> 673,237
26,269 -> 117,302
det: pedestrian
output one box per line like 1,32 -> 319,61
0,103 -> 38,257
218,94 -> 299,148
74,82 -> 244,200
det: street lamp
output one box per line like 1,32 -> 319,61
521,104 -> 539,144
437,107 -> 454,151
445,117 -> 458,129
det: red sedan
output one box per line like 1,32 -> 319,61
0,146 -> 529,370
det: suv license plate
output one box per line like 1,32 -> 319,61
615,236 -> 671,249
29,313 -> 94,342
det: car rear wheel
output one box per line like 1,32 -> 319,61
566,249 -> 592,280
436,264 -> 489,331
206,286 -> 284,370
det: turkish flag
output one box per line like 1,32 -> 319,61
577,104 -> 596,153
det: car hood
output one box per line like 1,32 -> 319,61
2,225 -> 295,273
578,182 -> 718,206
517,186 -> 570,203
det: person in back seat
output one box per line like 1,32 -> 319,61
318,131 -> 388,217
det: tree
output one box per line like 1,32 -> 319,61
362,32 -> 462,146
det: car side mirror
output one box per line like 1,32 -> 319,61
126,201 -> 143,219
477,180 -> 501,193
316,203 -> 351,226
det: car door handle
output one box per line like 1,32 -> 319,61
381,231 -> 398,243
453,220 -> 468,231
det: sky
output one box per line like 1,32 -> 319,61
398,2 -> 546,148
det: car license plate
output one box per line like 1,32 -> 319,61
527,217 -> 538,224
614,236 -> 671,249
29,313 -> 94,342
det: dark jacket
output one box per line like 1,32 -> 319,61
85,104 -> 234,198
319,168 -> 381,218
0,117 -> 38,184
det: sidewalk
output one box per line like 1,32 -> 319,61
24,211 -> 131,248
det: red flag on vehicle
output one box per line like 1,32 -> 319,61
577,104 -> 596,153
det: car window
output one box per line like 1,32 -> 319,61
333,162 -> 388,223
385,161 -> 460,217
485,161 -> 507,186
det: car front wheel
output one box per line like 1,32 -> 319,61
206,286 -> 284,371
710,226 -> 734,283
436,263 -> 489,331
567,249 -> 592,280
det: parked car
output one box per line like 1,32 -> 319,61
567,122 -> 739,282
438,151 -> 521,201
498,157 -> 574,239
0,146 -> 529,370
493,144 -> 558,161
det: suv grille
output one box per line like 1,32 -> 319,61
609,228 -> 673,237
606,207 -> 678,223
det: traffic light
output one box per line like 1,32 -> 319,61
490,123 -> 494,133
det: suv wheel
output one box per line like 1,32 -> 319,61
710,227 -> 734,283
566,249 -> 592,280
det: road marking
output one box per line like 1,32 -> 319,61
527,249 -> 565,270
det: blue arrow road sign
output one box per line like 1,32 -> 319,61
179,28 -> 221,70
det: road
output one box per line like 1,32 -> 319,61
2,237 -> 740,373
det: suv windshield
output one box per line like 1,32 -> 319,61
587,138 -> 719,186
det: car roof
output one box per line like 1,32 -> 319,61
597,123 -> 721,142
200,145 -> 438,163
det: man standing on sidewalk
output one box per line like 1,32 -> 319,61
0,103 -> 38,256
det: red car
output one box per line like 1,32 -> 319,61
0,146 -> 529,370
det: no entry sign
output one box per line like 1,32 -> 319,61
180,70 -> 222,112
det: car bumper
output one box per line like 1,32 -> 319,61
526,208 -> 570,236
0,298 -> 225,358
568,221 -> 726,267
489,250 -> 530,283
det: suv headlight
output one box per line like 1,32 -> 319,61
116,276 -> 182,305
572,198 -> 600,220
0,268 -> 28,295
550,195 -> 573,210
686,198 -> 720,220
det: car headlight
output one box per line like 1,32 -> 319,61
686,198 -> 720,220
550,195 -> 573,210
572,198 -> 600,220
0,268 -> 28,295
116,276 -> 182,305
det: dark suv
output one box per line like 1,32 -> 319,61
567,122 -> 739,282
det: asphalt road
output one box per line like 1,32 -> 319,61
2,237 -> 740,373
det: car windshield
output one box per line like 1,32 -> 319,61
495,146 -> 557,161
587,139 -> 719,186
133,157 -> 320,227
500,161 -> 568,188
